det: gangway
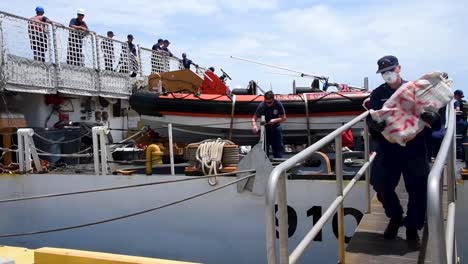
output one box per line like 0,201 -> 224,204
265,102 -> 458,263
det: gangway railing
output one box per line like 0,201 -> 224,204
0,10 -> 194,99
265,110 -> 375,264
427,101 -> 458,264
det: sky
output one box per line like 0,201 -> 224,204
1,0 -> 467,94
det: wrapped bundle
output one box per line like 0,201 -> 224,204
370,72 -> 453,146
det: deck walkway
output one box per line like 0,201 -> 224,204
345,180 -> 448,263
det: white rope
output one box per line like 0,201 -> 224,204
195,138 -> 229,186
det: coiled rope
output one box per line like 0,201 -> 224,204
195,139 -> 234,186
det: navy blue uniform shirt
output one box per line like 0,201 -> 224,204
182,58 -> 192,69
255,100 -> 285,127
455,99 -> 466,121
69,18 -> 87,28
127,42 -> 136,56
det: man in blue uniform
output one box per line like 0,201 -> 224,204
181,53 -> 198,70
67,8 -> 88,66
368,55 -> 440,243
251,91 -> 287,158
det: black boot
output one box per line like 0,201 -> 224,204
406,228 -> 419,241
406,228 -> 420,249
384,217 -> 403,240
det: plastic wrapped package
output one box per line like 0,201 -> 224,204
370,72 -> 453,146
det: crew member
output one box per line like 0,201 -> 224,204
181,53 -> 198,70
161,39 -> 173,57
368,55 -> 440,244
29,6 -> 56,62
101,31 -> 114,71
252,91 -> 287,158
67,8 -> 88,66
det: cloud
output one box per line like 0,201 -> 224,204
2,0 -> 467,94
220,0 -> 279,12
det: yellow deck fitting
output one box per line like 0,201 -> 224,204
146,144 -> 164,175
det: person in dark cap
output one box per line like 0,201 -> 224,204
251,91 -> 287,158
126,34 -> 136,55
181,53 -> 198,70
152,38 -> 163,51
118,34 -> 137,77
454,90 -> 465,113
161,39 -> 173,56
127,34 -> 137,77
101,31 -> 115,71
208,67 -> 215,72
150,38 -> 164,73
367,55 -> 441,245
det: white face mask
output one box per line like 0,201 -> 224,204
382,71 -> 399,84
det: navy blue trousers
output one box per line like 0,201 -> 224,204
370,135 -> 429,230
265,125 -> 283,158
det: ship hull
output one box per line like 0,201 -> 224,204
0,173 -> 367,263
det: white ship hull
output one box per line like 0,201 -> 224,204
0,173 -> 368,263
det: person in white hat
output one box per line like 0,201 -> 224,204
67,8 -> 89,66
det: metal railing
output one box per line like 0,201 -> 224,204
427,101 -> 458,264
265,110 -> 375,264
0,10 -> 188,98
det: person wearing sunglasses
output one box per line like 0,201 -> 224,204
367,55 -> 440,245
251,91 -> 287,158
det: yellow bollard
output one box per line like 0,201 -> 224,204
146,144 -> 164,175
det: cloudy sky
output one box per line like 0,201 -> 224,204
1,0 -> 467,94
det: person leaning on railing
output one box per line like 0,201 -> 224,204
161,39 -> 173,57
67,8 -> 89,66
101,31 -> 115,71
367,55 -> 441,246
150,38 -> 163,73
28,6 -> 61,62
181,53 -> 198,70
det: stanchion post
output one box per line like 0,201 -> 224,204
260,115 -> 266,154
92,127 -> 100,175
17,130 -> 25,173
278,171 -> 289,264
364,121 -> 371,213
99,128 -> 108,176
335,135 -> 345,264
168,123 -> 175,175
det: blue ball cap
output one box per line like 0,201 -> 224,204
35,6 -> 44,13
455,90 -> 464,98
376,55 -> 399,74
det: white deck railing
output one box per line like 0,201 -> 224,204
0,10 -> 187,98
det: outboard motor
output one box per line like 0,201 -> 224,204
294,78 -> 323,94
231,80 -> 258,95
